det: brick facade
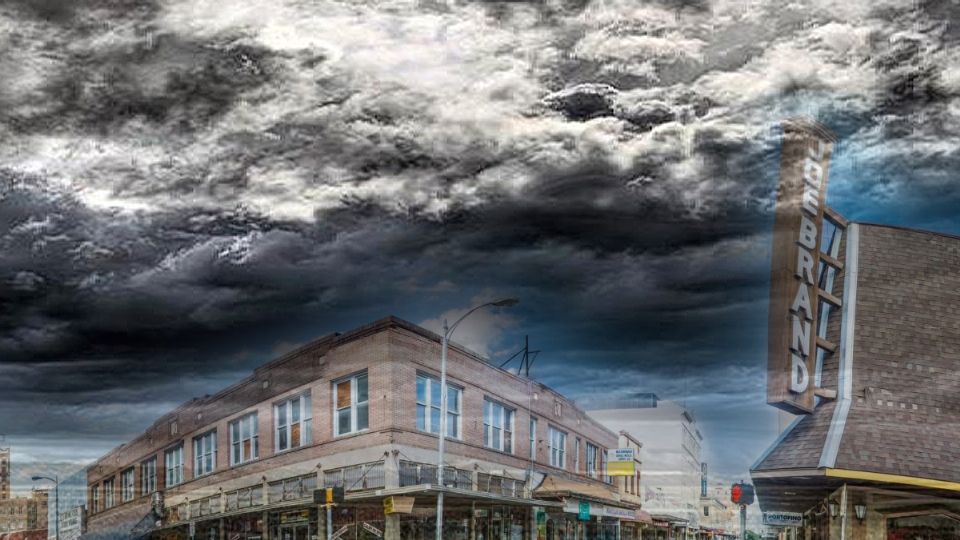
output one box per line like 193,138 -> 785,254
755,223 -> 960,483
86,316 -> 622,535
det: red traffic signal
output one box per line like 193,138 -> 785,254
731,482 -> 755,505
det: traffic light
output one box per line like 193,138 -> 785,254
730,482 -> 755,505
313,486 -> 345,505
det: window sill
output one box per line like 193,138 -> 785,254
333,428 -> 370,439
229,458 -> 261,469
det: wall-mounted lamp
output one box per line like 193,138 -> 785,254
828,499 -> 840,519
854,504 -> 866,522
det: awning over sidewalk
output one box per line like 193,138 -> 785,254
534,475 -> 631,507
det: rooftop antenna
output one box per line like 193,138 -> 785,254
500,335 -> 541,377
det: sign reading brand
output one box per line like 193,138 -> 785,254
767,118 -> 836,414
763,511 -> 803,527
578,500 -> 591,521
606,448 -> 636,476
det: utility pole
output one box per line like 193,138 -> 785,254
740,503 -> 747,540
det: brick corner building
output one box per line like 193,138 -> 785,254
84,316 -> 648,540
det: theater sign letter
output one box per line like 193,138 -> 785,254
767,119 -> 835,414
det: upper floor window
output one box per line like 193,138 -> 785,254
586,442 -> 599,478
334,373 -> 368,436
483,398 -> 515,453
91,485 -> 100,513
121,468 -> 135,502
574,438 -> 581,473
103,477 -> 115,509
529,417 -> 538,459
276,393 -> 312,452
231,412 -> 259,465
193,430 -> 217,477
416,374 -> 461,438
165,444 -> 184,487
140,457 -> 157,495
548,426 -> 566,469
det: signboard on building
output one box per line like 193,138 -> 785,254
59,506 -> 85,540
767,118 -> 836,414
606,448 -> 636,476
602,505 -> 636,519
763,511 -> 803,527
578,501 -> 590,521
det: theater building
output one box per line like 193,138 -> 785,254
751,119 -> 960,540
84,317 -> 643,540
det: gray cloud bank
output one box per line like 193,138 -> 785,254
3,0 -> 960,476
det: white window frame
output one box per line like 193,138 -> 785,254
483,398 -> 515,454
416,373 -> 461,439
548,426 -> 567,469
91,485 -> 100,513
230,412 -> 259,465
275,392 -> 312,452
140,457 -> 157,495
586,442 -> 599,478
164,444 -> 183,488
529,417 -> 538,459
103,477 -> 115,509
193,430 -> 217,478
574,437 -> 581,473
121,468 -> 135,502
333,373 -> 369,437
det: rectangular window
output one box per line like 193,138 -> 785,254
91,485 -> 100,513
483,398 -> 515,453
140,457 -> 157,495
548,427 -> 566,469
193,430 -> 217,477
165,444 -> 184,487
416,374 -> 461,438
586,442 -> 599,478
103,477 -> 115,509
275,393 -> 312,451
333,373 -> 368,436
574,438 -> 581,473
230,412 -> 259,465
121,468 -> 135,502
529,417 -> 537,459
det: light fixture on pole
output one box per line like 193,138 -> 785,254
31,474 -> 59,540
854,504 -> 866,522
435,298 -> 518,540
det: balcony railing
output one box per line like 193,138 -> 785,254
324,461 -> 386,491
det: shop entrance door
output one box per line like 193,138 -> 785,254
276,523 -> 310,540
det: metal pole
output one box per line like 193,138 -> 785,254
839,484 -> 847,540
435,319 -> 449,540
740,504 -> 746,540
326,504 -> 333,540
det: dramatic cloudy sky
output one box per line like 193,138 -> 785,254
3,0 -> 960,494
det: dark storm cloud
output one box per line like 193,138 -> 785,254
2,0 -> 960,478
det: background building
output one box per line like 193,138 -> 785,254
0,447 -> 48,535
588,394 -> 704,537
46,468 -> 86,540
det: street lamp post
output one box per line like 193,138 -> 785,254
435,298 -> 519,540
31,474 -> 58,540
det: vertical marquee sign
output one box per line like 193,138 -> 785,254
767,118 -> 836,414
